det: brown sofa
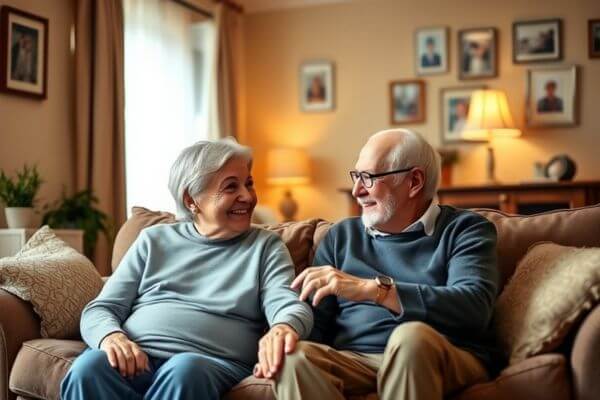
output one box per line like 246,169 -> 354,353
3,205 -> 600,400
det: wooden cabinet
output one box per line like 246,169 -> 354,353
340,181 -> 600,216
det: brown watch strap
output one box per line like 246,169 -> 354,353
375,281 -> 391,304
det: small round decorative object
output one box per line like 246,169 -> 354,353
544,154 -> 576,181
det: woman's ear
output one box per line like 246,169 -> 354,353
183,191 -> 197,214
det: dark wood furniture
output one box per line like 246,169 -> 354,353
339,180 -> 600,216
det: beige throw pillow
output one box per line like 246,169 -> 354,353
495,242 -> 600,364
0,226 -> 104,339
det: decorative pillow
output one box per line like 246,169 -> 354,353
0,226 -> 104,339
494,242 -> 600,364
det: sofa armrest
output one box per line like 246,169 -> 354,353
0,290 -> 40,400
571,304 -> 600,400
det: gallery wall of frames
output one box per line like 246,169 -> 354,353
299,18 -> 600,145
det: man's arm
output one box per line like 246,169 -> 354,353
391,218 -> 498,333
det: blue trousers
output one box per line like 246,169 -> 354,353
60,348 -> 251,400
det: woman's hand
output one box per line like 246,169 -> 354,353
100,332 -> 150,378
254,324 -> 299,379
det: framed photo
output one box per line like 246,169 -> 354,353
415,27 -> 448,75
589,19 -> 600,58
299,60 -> 334,112
440,85 -> 486,144
526,66 -> 578,127
0,6 -> 48,99
513,19 -> 562,63
459,28 -> 497,80
389,80 -> 425,125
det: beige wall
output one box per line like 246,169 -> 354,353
243,0 -> 600,222
0,0 -> 75,227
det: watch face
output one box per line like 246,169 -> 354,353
377,275 -> 394,287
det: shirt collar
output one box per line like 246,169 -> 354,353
366,199 -> 440,237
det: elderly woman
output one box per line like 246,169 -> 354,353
61,139 -> 313,400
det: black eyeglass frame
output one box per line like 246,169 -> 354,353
349,166 -> 415,188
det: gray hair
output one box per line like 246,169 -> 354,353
168,138 -> 252,220
373,129 -> 441,201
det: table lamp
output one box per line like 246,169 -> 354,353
462,89 -> 521,183
267,148 -> 310,221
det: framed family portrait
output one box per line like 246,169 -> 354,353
513,19 -> 562,63
415,27 -> 448,75
589,19 -> 600,58
0,6 -> 48,99
526,66 -> 578,127
299,60 -> 334,112
389,80 -> 425,125
459,28 -> 497,80
440,85 -> 486,144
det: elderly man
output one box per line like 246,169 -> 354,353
262,129 -> 499,400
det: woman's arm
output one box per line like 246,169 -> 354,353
80,231 -> 149,350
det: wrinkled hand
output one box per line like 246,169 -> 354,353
254,324 -> 299,379
100,332 -> 150,378
291,265 -> 378,306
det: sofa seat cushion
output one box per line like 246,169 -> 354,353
10,339 -> 86,400
450,353 -> 571,400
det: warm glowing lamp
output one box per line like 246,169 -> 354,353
462,90 -> 521,183
267,148 -> 310,221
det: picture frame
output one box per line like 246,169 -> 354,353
513,19 -> 562,64
389,80 -> 425,125
458,27 -> 497,80
589,19 -> 600,59
526,65 -> 578,128
440,85 -> 486,144
0,6 -> 48,99
299,60 -> 334,112
415,27 -> 448,75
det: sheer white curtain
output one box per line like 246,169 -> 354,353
124,0 -> 215,214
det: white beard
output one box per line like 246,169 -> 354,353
360,194 -> 397,228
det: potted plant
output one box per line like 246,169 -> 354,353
42,190 -> 112,257
0,165 -> 42,228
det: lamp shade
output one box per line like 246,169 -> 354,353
267,148 -> 310,185
462,90 -> 521,140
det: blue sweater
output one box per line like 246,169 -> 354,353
311,206 -> 499,370
80,222 -> 313,368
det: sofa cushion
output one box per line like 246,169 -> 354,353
9,339 -> 86,400
495,242 -> 600,364
475,205 -> 600,288
0,227 -> 103,339
450,353 -> 571,400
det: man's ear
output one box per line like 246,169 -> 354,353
407,169 -> 425,199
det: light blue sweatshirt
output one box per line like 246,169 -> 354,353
80,222 -> 313,368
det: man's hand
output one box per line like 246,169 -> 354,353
291,266 -> 378,306
100,332 -> 149,378
254,324 -> 299,379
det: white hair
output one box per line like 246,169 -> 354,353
168,138 -> 252,220
371,129 -> 441,201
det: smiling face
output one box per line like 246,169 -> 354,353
188,156 -> 257,239
352,135 -> 410,230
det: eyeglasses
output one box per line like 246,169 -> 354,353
349,167 -> 414,188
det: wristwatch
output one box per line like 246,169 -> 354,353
374,275 -> 394,304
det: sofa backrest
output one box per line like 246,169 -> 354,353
112,204 -> 600,289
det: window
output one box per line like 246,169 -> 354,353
124,0 -> 215,214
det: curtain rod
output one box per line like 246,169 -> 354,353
171,0 -> 214,18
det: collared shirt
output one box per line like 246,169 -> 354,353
366,199 -> 440,237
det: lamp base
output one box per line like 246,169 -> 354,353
486,146 -> 499,183
279,190 -> 298,222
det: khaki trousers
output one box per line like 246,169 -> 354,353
273,322 -> 489,400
